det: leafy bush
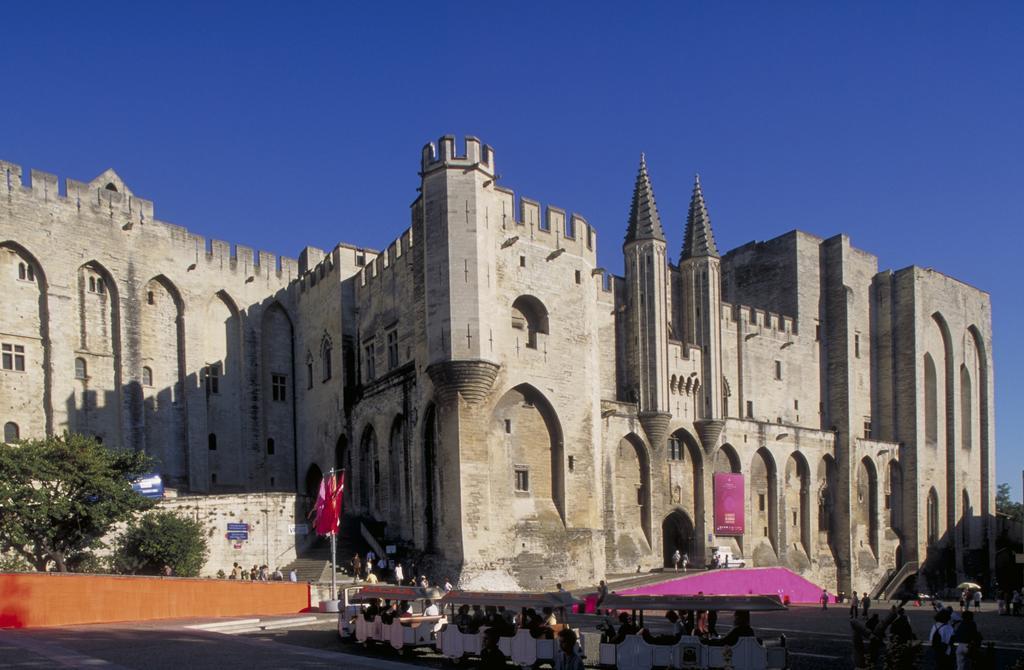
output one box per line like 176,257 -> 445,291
114,511 -> 209,577
884,638 -> 921,670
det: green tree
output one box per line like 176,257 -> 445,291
0,433 -> 154,572
114,511 -> 209,577
997,482 -> 1023,524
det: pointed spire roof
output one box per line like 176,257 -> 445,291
680,173 -> 719,260
624,153 -> 666,245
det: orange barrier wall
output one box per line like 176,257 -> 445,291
0,573 -> 311,628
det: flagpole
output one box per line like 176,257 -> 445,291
330,467 -> 337,602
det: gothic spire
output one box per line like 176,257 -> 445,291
680,173 -> 719,260
624,153 -> 666,245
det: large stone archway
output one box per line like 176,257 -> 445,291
662,509 -> 696,567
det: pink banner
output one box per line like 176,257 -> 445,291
714,473 -> 745,535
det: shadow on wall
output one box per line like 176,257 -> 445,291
912,512 -> 995,593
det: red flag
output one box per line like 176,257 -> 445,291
315,471 -> 345,536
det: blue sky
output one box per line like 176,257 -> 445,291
3,2 -> 1022,494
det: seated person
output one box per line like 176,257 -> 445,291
424,599 -> 440,617
556,628 -> 585,670
454,604 -> 473,633
484,605 -> 502,628
611,612 -> 639,644
398,600 -> 413,617
380,602 -> 398,624
470,605 -> 486,632
707,610 -> 755,647
363,598 -> 381,622
478,628 -> 509,670
640,610 -> 684,645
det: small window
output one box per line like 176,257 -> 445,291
519,255 -> 526,268
759,494 -> 766,511
26,264 -> 34,282
3,421 -> 19,443
636,486 -> 644,506
17,262 -> 26,281
863,420 -> 872,439
574,270 -> 581,284
763,526 -> 768,537
794,399 -> 799,410
387,330 -> 399,370
142,366 -> 153,387
211,472 -> 217,484
147,291 -> 154,305
854,334 -> 861,358
568,455 -> 575,472
89,277 -> 96,293
793,510 -> 798,526
815,324 -> 821,341
271,373 -> 287,402
364,343 -> 376,381
1,343 -> 26,371
774,360 -> 782,380
504,419 -> 511,434
267,438 -> 275,455
306,357 -> 314,390
205,363 -> 220,395
97,279 -> 105,295
514,468 -> 529,492
208,433 -> 217,450
270,476 -> 275,487
75,357 -> 87,379
746,401 -> 754,419
668,437 -> 683,461
356,253 -> 365,267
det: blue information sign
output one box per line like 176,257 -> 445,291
226,531 -> 249,541
227,523 -> 249,531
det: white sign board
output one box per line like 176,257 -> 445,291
289,524 -> 309,536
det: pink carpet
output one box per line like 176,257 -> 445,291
618,568 -> 830,605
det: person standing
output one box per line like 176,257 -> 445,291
820,589 -> 829,610
394,562 -> 404,585
682,553 -> 689,571
861,592 -> 871,618
596,580 -> 608,614
951,610 -> 979,670
850,591 -> 859,618
973,589 -> 982,612
672,549 -> 681,571
351,554 -> 362,584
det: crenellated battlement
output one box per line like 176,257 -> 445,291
421,135 -> 495,176
1,158 -> 301,284
489,187 -> 598,266
721,301 -> 799,338
357,226 -> 411,288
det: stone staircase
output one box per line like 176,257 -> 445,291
281,514 -> 371,583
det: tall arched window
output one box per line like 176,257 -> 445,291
17,262 -> 26,280
321,337 -> 333,381
960,364 -> 972,450
75,357 -> 87,379
3,422 -> 18,443
142,366 -> 153,387
924,354 -> 938,445
208,433 -> 217,451
927,487 -> 939,544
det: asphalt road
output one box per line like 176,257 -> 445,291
3,604 -> 1024,669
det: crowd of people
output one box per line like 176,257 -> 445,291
227,562 -> 296,582
348,550 -> 455,591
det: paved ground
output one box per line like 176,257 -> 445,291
3,604 -> 1024,668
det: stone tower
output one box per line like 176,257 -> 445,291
623,155 -> 671,448
679,175 -> 725,450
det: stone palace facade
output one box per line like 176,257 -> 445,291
0,136 -> 994,594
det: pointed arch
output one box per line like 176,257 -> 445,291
714,443 -> 741,474
422,402 -> 439,551
511,295 -> 549,350
856,456 -> 879,558
785,451 -> 812,557
817,454 -> 838,558
261,301 -> 296,492
932,311 -> 956,534
751,447 -> 778,555
1,241 -> 53,435
204,290 -> 243,487
616,433 -> 653,547
967,325 -> 991,521
140,274 -> 188,484
389,414 -> 406,528
961,488 -> 973,550
73,259 -> 123,448
491,383 -> 566,524
358,423 -> 379,515
924,353 -> 938,445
